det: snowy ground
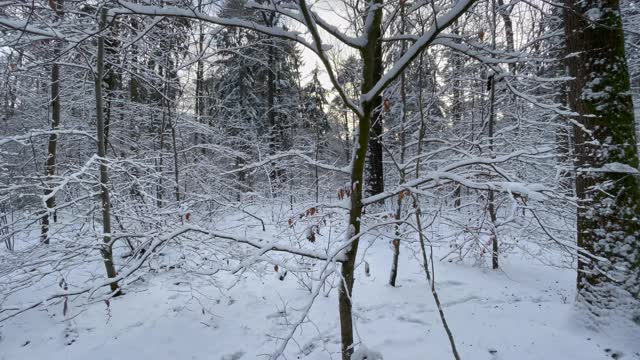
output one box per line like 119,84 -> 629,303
1,209 -> 638,360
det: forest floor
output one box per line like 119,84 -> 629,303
1,207 -> 639,360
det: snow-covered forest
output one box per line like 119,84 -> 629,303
0,0 -> 638,359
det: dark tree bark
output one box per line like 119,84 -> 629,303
259,10 -> 286,192
565,0 -> 640,321
267,40 -> 280,187
195,0 -> 205,152
168,95 -> 180,206
489,2 -> 498,270
337,3 -> 385,357
294,0 -> 474,357
364,11 -> 384,197
343,111 -> 351,162
488,74 -> 498,270
451,22 -> 462,209
389,2 -> 408,288
496,0 -> 515,74
156,113 -> 165,208
95,8 -> 120,294
550,6 -> 574,191
103,39 -> 119,153
41,0 -> 64,244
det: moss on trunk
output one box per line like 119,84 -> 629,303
565,0 -> 640,322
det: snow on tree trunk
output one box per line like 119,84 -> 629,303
364,1 -> 384,198
41,0 -> 64,244
95,8 -> 120,294
565,0 -> 640,324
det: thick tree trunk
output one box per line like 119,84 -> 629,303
338,4 -> 384,358
364,10 -> 384,197
95,8 -> 120,294
565,0 -> 640,320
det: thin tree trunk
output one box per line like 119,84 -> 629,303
553,6 -> 573,191
389,2 -> 408,287
95,8 -> 119,294
103,33 -> 119,153
415,208 -> 462,360
339,114 -> 368,360
161,59 -> 180,207
496,0 -> 515,75
343,111 -> 351,163
488,76 -> 498,269
41,0 -> 64,244
195,0 -> 205,153
263,12 -> 283,192
267,44 -> 279,189
315,132 -> 320,204
170,112 -> 180,206
156,112 -> 165,208
451,22 -> 462,210
489,0 -> 499,270
413,52 -> 461,360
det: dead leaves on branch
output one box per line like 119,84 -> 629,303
337,188 -> 351,200
288,206 -> 322,228
287,206 -> 330,245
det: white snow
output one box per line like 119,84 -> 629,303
1,208 -> 637,360
585,8 -> 603,22
581,162 -> 640,174
351,344 -> 384,360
